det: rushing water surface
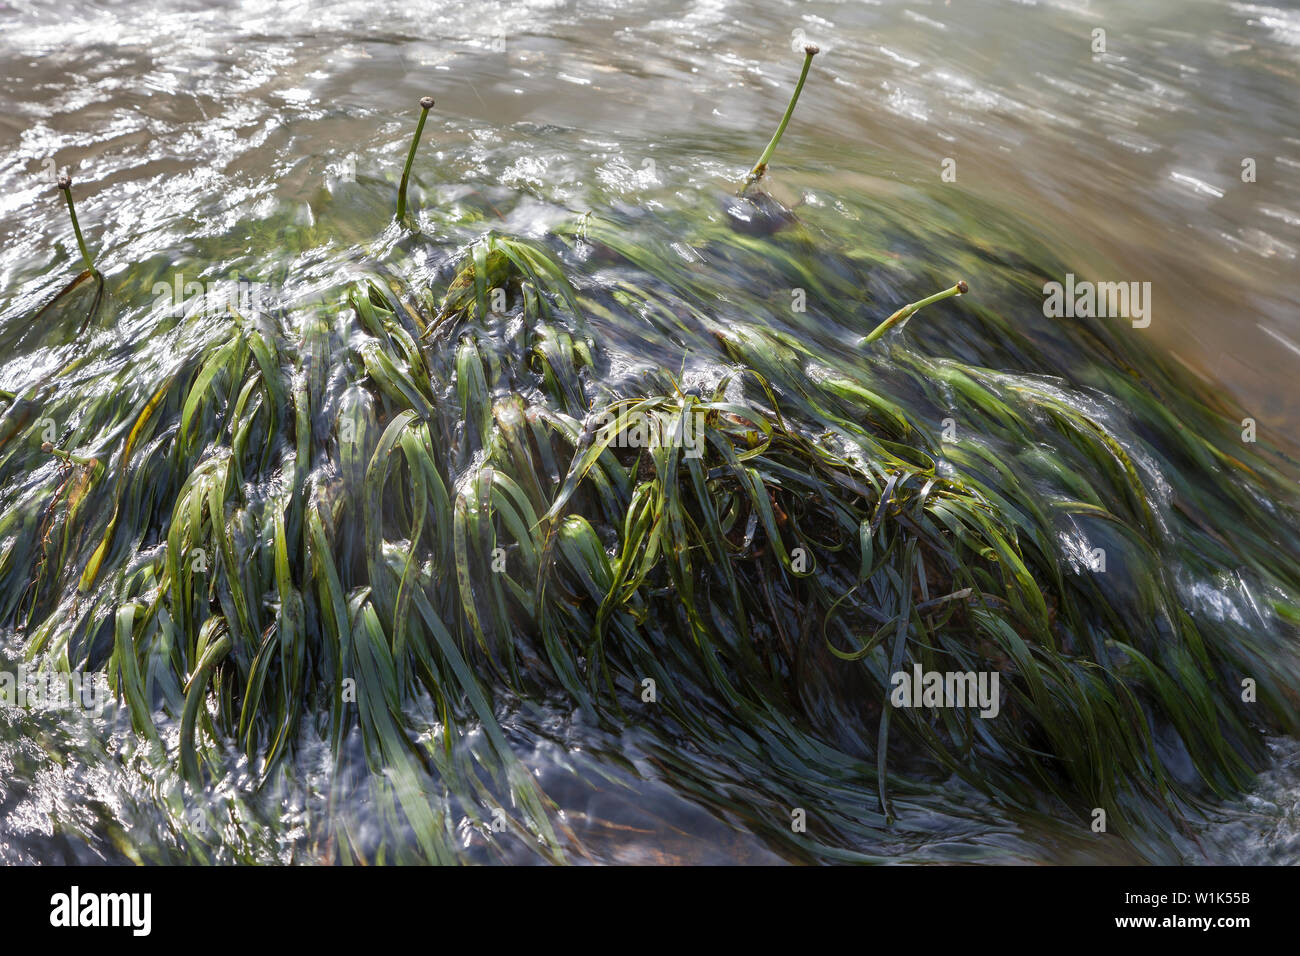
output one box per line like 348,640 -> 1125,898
0,0 -> 1298,863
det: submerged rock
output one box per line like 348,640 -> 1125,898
720,189 -> 797,236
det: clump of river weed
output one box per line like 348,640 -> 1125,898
2,52 -> 1298,864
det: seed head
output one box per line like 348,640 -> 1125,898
57,174 -> 71,191
956,280 -> 969,294
419,96 -> 435,110
804,44 -> 820,56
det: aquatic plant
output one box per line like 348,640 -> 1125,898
862,280 -> 968,344
58,175 -> 97,275
2,59 -> 1299,865
396,96 -> 436,222
30,174 -> 104,332
743,44 -> 819,192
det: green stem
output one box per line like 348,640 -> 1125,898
862,281 -> 969,344
58,175 -> 96,273
41,441 -> 98,469
397,96 -> 435,221
743,44 -> 819,192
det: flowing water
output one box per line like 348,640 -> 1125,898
0,0 -> 1298,864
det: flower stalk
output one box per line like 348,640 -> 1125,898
397,96 -> 436,221
57,175 -> 96,273
861,281 -> 969,344
743,44 -> 819,192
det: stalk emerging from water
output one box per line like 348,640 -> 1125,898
862,281 -> 968,344
742,44 -> 819,192
41,441 -> 98,470
396,96 -> 435,221
57,175 -> 96,274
